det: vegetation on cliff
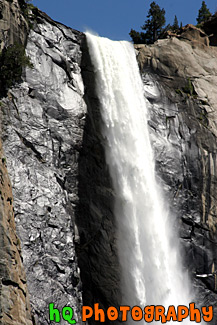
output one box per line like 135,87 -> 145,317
172,15 -> 179,32
0,0 -> 38,98
130,2 -> 168,44
197,1 -> 211,25
0,43 -> 33,97
130,0 -> 212,44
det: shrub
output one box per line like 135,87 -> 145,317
0,43 -> 33,97
182,78 -> 195,96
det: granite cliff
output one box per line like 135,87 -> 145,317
135,28 -> 217,318
0,1 -> 217,323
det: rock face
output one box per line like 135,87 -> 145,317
1,9 -> 85,325
1,4 -> 217,324
135,36 -> 217,137
0,1 -> 32,324
135,31 -> 217,322
179,24 -> 209,47
203,14 -> 217,46
0,140 -> 32,324
0,0 -> 28,49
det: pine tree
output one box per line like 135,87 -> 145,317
141,2 -> 166,44
129,1 -> 167,44
129,29 -> 146,44
197,1 -> 211,24
172,15 -> 179,31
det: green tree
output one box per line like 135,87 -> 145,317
197,1 -> 211,24
129,29 -> 146,44
141,2 -> 166,44
129,1 -> 167,44
172,15 -> 179,31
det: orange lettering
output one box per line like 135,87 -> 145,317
189,303 -> 201,322
202,305 -> 213,322
144,306 -> 154,322
177,305 -> 189,321
107,307 -> 118,321
82,306 -> 93,321
120,306 -> 130,321
155,305 -> 166,323
131,306 -> 143,321
94,303 -> 105,322
166,305 -> 177,321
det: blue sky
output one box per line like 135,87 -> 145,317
32,0 -> 217,41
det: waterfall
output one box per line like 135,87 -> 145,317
85,33 -> 194,323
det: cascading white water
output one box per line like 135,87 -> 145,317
85,32 -> 194,323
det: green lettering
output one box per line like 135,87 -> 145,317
62,306 -> 76,324
49,303 -> 60,323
